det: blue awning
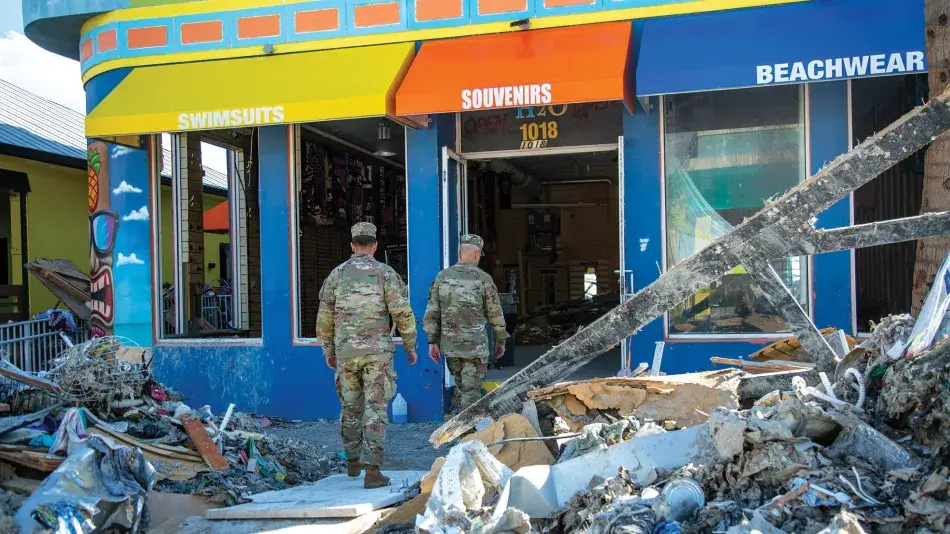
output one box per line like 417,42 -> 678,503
635,0 -> 925,96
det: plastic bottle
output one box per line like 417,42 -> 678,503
392,393 -> 408,424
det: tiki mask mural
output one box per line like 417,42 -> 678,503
88,141 -> 116,337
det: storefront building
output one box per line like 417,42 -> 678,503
24,0 -> 926,420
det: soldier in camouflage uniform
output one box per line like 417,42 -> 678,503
316,222 -> 419,489
424,234 -> 508,414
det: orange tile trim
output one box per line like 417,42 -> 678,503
97,29 -> 118,53
80,38 -> 94,61
181,20 -> 224,44
416,0 -> 464,21
545,0 -> 595,6
237,14 -> 282,39
353,2 -> 401,28
478,0 -> 528,15
127,26 -> 168,49
295,9 -> 340,33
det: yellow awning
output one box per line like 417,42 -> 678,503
85,43 -> 415,137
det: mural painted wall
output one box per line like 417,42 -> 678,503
87,140 -> 153,345
88,142 -> 115,338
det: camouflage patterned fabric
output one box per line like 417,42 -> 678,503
423,262 -> 508,361
335,356 -> 397,466
316,254 -> 418,361
446,357 -> 487,412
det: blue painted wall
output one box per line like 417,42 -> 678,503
153,122 -> 446,421
809,81 -> 853,333
108,140 -> 153,346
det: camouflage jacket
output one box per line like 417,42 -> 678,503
423,262 -> 508,360
316,254 -> 418,360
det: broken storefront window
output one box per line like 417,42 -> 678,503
665,85 -> 809,335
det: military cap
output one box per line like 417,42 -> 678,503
460,234 -> 484,250
351,222 -> 377,239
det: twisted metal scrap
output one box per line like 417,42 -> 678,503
432,89 -> 950,447
47,336 -> 148,410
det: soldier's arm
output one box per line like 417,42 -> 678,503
383,269 -> 418,353
422,275 -> 441,346
483,276 -> 509,345
316,274 -> 338,359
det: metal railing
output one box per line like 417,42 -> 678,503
0,317 -> 89,373
162,293 -> 234,335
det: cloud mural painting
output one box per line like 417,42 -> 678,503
88,141 -> 116,338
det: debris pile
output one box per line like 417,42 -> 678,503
515,294 -> 619,345
0,336 -> 344,531
394,316 -> 950,534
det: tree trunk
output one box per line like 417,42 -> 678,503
912,0 -> 950,314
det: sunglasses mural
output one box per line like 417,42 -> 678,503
88,142 -> 116,338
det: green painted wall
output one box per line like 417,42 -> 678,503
0,155 -> 87,314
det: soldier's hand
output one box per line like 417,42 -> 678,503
407,348 -> 419,367
495,344 -> 506,360
325,356 -> 337,370
428,343 -> 441,365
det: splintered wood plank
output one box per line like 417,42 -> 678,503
180,414 -> 228,470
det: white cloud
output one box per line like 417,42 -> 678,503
0,31 -> 85,113
113,181 -> 143,195
122,206 -> 149,222
116,253 -> 144,267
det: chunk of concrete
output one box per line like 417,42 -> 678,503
496,423 -> 732,518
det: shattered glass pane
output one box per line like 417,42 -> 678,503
664,85 -> 809,335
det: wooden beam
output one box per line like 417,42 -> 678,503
429,89 -> 950,447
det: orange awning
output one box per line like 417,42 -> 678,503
204,201 -> 229,233
395,22 -> 634,116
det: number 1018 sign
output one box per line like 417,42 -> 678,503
460,101 -> 622,153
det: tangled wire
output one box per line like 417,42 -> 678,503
47,336 -> 150,412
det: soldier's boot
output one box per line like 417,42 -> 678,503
346,459 -> 361,477
363,465 -> 390,489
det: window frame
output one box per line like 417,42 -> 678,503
288,125 -> 411,345
660,84 -> 814,340
150,133 -> 261,345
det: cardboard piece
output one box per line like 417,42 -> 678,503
529,371 -> 741,431
461,414 -> 555,470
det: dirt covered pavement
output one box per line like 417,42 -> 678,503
267,419 -> 444,472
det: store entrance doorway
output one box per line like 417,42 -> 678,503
442,143 -> 628,381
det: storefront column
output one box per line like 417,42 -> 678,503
621,100 -> 677,371
402,114 -> 455,422
87,138 -> 153,345
257,125 -> 332,417
809,82 -> 854,333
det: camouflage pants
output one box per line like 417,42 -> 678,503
335,356 -> 397,467
447,358 -> 487,412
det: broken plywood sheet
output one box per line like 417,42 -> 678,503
529,370 -> 741,431
750,328 -> 856,363
461,413 -> 555,470
149,512 -> 383,534
206,471 -> 427,520
25,258 -> 91,321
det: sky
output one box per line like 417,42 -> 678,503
0,0 -> 228,172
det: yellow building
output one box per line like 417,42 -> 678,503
0,78 -> 228,320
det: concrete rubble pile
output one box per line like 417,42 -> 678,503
383,316 -> 950,534
0,335 -> 344,532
